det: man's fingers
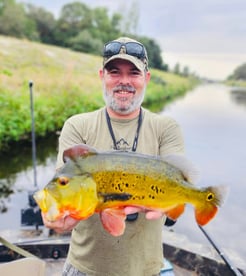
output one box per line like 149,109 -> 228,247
124,206 -> 144,215
145,211 -> 163,220
124,206 -> 164,220
41,212 -> 79,233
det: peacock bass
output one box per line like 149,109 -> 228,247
34,144 -> 227,236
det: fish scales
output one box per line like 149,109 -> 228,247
63,152 -> 201,210
34,144 -> 227,236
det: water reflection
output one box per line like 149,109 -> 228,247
0,134 -> 58,213
230,87 -> 246,109
0,179 -> 14,212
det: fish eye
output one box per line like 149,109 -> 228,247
57,176 -> 69,186
207,192 -> 214,201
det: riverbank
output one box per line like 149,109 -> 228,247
225,80 -> 246,88
0,35 -> 198,150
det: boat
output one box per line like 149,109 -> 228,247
0,228 -> 245,276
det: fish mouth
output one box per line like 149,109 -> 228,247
34,189 -> 61,221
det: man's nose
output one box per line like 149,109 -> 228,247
120,73 -> 131,84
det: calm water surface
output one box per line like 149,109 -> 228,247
0,84 -> 245,265
162,84 -> 246,265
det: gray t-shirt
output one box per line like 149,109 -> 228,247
56,107 -> 184,276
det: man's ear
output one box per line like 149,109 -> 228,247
145,71 -> 151,83
99,68 -> 104,80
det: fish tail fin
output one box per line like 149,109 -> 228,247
195,185 -> 229,226
164,204 -> 185,221
100,208 -> 126,236
195,205 -> 218,226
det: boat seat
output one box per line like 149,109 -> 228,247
0,257 -> 46,276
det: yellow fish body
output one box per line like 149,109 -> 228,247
34,144 -> 227,236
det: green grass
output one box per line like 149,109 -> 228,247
0,35 -> 198,150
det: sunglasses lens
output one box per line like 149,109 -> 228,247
125,42 -> 144,58
104,42 -> 122,57
103,41 -> 146,61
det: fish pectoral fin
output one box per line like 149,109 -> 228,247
100,208 -> 126,236
164,204 -> 185,221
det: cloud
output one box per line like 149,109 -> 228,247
17,0 -> 246,79
159,31 -> 246,54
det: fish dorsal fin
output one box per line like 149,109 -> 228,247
63,144 -> 98,163
162,154 -> 200,184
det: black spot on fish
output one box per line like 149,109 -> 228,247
207,193 -> 214,201
100,193 -> 132,202
151,185 -> 159,194
117,183 -> 124,192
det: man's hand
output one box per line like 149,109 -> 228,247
41,213 -> 80,234
41,207 -> 165,234
124,206 -> 164,220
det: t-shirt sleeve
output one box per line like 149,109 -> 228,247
56,116 -> 86,170
159,116 -> 185,156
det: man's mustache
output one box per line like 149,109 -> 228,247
113,85 -> 136,93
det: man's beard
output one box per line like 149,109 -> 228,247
102,83 -> 146,115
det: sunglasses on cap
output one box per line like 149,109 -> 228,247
103,41 -> 147,60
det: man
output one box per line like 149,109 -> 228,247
42,37 -> 184,276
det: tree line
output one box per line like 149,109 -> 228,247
227,63 -> 246,81
0,0 -> 167,70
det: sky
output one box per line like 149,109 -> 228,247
19,0 -> 246,80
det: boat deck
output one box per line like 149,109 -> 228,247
0,228 -> 245,276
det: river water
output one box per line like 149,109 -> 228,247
162,83 -> 246,267
0,84 -> 245,266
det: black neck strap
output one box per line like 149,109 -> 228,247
105,108 -> 142,152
